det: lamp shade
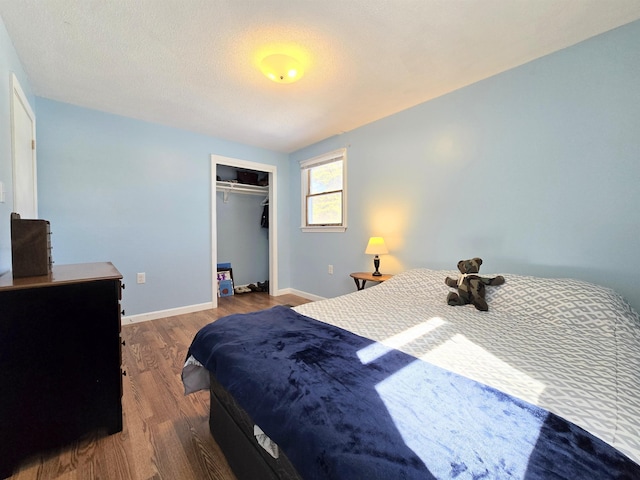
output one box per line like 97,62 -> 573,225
365,237 -> 388,255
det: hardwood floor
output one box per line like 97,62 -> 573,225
8,292 -> 310,480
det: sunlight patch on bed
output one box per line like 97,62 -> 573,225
419,333 -> 547,404
357,317 -> 446,364
373,358 -> 546,478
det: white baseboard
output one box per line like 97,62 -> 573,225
122,302 -> 214,325
122,290 -> 324,326
276,288 -> 325,302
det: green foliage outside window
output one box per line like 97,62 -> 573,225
307,160 -> 343,225
308,192 -> 342,225
309,161 -> 342,194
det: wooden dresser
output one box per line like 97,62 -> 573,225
0,262 -> 124,478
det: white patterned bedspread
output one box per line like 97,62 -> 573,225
293,268 -> 640,465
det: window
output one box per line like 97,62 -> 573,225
300,148 -> 347,232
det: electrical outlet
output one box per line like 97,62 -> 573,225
328,265 -> 334,274
137,272 -> 146,284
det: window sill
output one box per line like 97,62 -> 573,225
301,226 -> 347,233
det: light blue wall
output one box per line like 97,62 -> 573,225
35,98 -> 290,315
0,15 -> 34,274
290,20 -> 640,312
216,190 -> 269,286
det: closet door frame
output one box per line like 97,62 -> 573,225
210,155 -> 277,308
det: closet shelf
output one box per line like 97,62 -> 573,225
216,181 -> 268,202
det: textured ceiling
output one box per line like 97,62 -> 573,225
1,0 -> 640,153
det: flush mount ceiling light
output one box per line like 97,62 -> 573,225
260,54 -> 304,83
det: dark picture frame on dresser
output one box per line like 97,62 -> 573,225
0,262 -> 124,479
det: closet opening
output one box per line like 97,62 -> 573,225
210,155 -> 278,309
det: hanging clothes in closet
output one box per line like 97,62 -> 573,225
261,197 -> 269,228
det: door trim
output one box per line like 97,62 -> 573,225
211,155 -> 277,308
10,73 -> 37,218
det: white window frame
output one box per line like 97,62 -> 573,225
300,148 -> 347,233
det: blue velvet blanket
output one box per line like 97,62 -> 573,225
187,306 -> 640,479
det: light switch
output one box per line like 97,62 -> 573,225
0,181 -> 4,203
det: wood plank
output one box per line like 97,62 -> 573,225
7,292 -> 310,480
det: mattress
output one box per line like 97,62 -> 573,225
293,268 -> 640,465
183,268 -> 640,472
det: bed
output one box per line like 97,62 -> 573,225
182,268 -> 640,479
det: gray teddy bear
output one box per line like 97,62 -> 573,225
445,257 -> 505,311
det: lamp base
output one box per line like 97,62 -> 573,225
372,255 -> 382,276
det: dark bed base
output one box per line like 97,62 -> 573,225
209,372 -> 302,480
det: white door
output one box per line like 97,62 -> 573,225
11,73 -> 37,218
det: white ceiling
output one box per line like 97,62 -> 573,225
1,0 -> 640,153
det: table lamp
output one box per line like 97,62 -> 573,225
365,237 -> 388,276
